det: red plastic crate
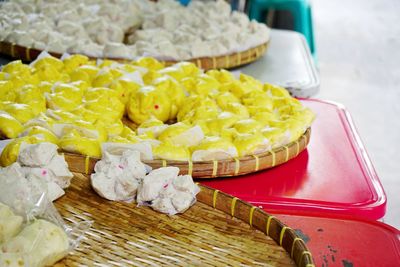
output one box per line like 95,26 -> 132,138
275,213 -> 400,267
200,99 -> 386,220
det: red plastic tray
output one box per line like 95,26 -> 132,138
275,213 -> 400,267
200,99 -> 386,220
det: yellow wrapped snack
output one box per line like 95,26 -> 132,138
134,57 -> 164,71
215,91 -> 240,109
137,117 -> 167,137
233,119 -> 264,134
104,119 -> 124,136
206,69 -> 235,84
45,92 -> 81,111
3,103 -> 35,124
223,102 -> 249,119
233,132 -> 270,157
52,83 -> 84,102
191,136 -> 238,161
177,96 -> 219,123
153,76 -> 185,120
63,54 -> 89,73
127,86 -> 171,124
54,120 -> 107,142
59,129 -> 101,158
206,112 -> 239,136
2,61 -> 32,78
0,135 -> 43,166
31,55 -> 64,71
0,203 -> 23,244
0,81 -> 16,102
153,141 -> 190,161
0,111 -> 24,138
19,125 -> 59,144
2,219 -> 69,267
158,123 -> 204,147
174,62 -> 201,77
158,66 -> 186,82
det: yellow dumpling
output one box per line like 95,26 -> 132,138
215,92 -> 240,109
220,80 -> 251,98
0,135 -> 43,167
2,60 -> 31,76
137,116 -> 167,137
35,64 -> 67,83
264,83 -> 291,97
32,55 -> 64,71
177,96 -> 219,123
192,74 -> 220,96
104,119 -> 124,136
54,120 -> 107,142
223,102 -> 249,119
69,65 -> 100,84
206,69 -> 235,84
251,111 -> 279,125
174,62 -> 201,77
20,126 -> 58,144
0,81 -> 16,102
134,57 -> 164,71
127,86 -> 171,124
45,92 -> 81,111
206,112 -> 239,136
191,136 -> 238,161
153,76 -> 185,120
63,54 -> 89,73
3,103 -> 35,124
233,119 -> 264,134
52,83 -> 84,103
59,129 -> 101,158
261,127 -> 290,148
242,90 -> 274,111
71,106 -> 100,123
234,132 -> 270,157
158,123 -> 204,147
153,141 -> 190,161
46,109 -> 80,123
0,111 -> 23,138
158,66 -> 186,82
92,70 -> 114,87
239,73 -> 264,92
109,79 -> 141,105
24,113 -> 55,130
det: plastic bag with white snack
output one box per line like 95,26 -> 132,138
17,142 -> 73,201
137,167 -> 200,215
0,164 -> 91,267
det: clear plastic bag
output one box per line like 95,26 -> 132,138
0,163 -> 91,267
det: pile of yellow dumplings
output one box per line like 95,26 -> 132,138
0,53 -> 315,166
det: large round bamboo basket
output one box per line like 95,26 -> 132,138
54,173 -> 314,266
0,41 -> 268,70
63,128 -> 310,179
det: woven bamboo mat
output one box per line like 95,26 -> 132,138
0,41 -> 268,70
54,173 -> 314,266
64,128 -> 310,179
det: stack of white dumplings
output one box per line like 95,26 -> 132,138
0,0 -> 270,60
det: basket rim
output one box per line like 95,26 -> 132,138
0,41 -> 269,70
63,128 -> 311,178
196,183 -> 315,267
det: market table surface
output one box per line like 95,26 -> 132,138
238,29 -> 320,98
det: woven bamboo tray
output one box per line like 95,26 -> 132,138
0,41 -> 268,70
63,128 -> 310,179
54,173 -> 314,266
